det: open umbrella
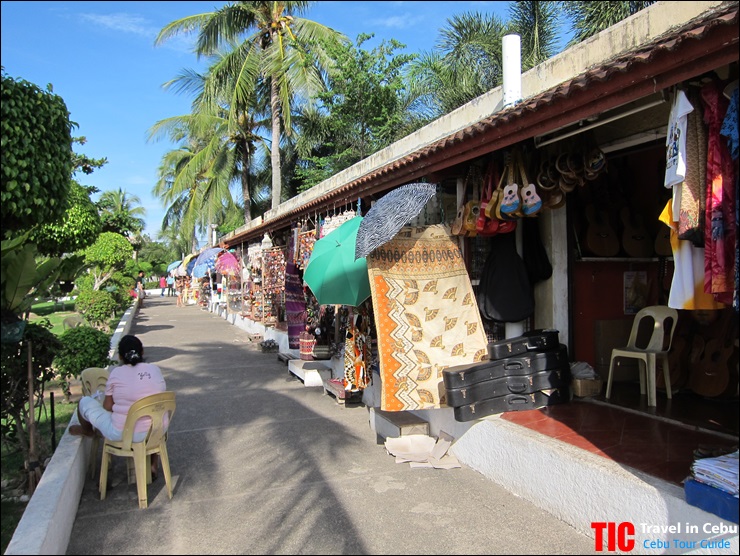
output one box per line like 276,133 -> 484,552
167,260 -> 182,274
192,247 -> 225,278
215,251 -> 241,276
304,216 -> 370,306
355,182 -> 437,260
174,253 -> 197,276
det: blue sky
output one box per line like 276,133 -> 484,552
1,1 -> 524,241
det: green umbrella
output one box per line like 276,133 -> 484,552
303,216 -> 371,306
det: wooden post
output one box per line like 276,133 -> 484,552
27,339 -> 41,494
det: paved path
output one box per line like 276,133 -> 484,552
66,295 -> 597,555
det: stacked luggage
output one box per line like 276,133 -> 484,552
443,329 -> 571,422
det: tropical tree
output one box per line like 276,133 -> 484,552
1,70 -> 73,239
155,1 -> 347,210
97,188 -> 146,237
406,1 -> 651,119
509,1 -> 559,70
151,136 -> 229,253
405,11 -> 508,118
30,182 -> 102,257
82,231 -> 134,291
150,52 -> 268,228
563,1 -> 656,46
294,33 -> 420,189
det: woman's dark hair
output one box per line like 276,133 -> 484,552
118,334 -> 145,366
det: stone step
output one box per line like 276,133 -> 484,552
288,360 -> 331,387
369,407 -> 430,441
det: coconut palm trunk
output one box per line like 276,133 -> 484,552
270,78 -> 282,210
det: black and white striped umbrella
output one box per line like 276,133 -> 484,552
354,183 -> 437,260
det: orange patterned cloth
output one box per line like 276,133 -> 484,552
367,225 -> 488,411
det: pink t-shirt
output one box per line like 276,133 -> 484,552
105,362 -> 167,434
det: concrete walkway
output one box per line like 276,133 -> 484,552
64,295 -> 596,555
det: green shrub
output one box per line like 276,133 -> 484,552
72,273 -> 94,294
74,289 -> 116,330
1,71 -> 73,236
0,321 -> 62,460
53,326 -> 113,400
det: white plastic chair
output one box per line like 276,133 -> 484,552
79,367 -> 110,478
99,392 -> 176,509
605,306 -> 679,407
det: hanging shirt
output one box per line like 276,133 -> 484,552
665,89 -> 694,189
659,199 -> 724,311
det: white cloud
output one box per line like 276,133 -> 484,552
79,11 -> 195,54
369,13 -> 423,30
80,12 -> 157,37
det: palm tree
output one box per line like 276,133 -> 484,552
155,1 -> 347,210
151,137 -> 231,254
509,1 -> 558,71
97,188 -> 146,237
406,12 -> 507,117
563,1 -> 656,46
407,1 -> 651,119
150,54 -> 269,227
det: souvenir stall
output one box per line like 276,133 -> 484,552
261,243 -> 286,328
237,243 -> 259,319
212,249 -> 242,315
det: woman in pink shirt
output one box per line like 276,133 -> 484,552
69,334 -> 167,477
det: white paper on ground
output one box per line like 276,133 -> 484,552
385,431 -> 460,469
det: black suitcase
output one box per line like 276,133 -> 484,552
452,387 -> 570,422
488,329 -> 560,360
445,368 -> 570,407
443,346 -> 569,390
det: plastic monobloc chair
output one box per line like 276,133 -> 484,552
99,392 -> 176,509
79,367 -> 110,478
605,305 -> 679,407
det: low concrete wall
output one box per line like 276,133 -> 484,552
451,417 -> 739,554
4,302 -> 138,556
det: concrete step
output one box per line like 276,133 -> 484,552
369,407 -> 431,441
288,360 -> 330,387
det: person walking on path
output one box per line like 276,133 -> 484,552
135,270 -> 146,307
159,275 -> 167,297
166,274 -> 175,297
176,277 -> 184,307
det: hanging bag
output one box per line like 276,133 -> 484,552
477,231 -> 534,322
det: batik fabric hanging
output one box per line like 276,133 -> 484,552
367,224 -> 488,411
344,313 -> 371,392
